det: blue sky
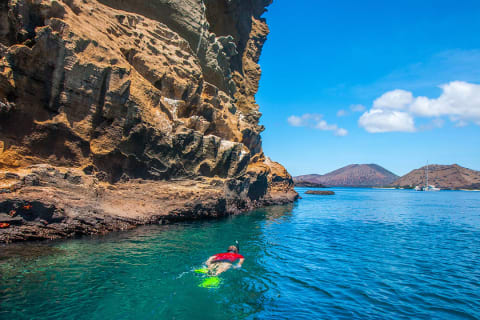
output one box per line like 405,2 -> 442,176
256,0 -> 480,176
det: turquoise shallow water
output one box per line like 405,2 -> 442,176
1,188 -> 480,319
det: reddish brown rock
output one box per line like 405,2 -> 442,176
0,0 -> 297,243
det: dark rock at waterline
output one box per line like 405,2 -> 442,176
305,190 -> 335,195
0,165 -> 298,243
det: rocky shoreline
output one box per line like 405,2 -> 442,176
0,164 -> 297,243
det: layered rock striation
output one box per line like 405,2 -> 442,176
0,0 -> 297,242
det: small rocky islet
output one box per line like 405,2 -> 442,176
305,190 -> 335,196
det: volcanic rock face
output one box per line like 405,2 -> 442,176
0,0 -> 297,242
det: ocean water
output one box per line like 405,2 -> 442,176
1,188 -> 480,319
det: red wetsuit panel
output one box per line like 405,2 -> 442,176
213,252 -> 244,263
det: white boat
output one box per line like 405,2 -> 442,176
422,162 -> 440,191
423,185 -> 440,191
415,162 -> 441,191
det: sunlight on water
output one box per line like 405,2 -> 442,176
1,188 -> 480,319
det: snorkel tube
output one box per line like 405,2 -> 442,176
232,240 -> 242,269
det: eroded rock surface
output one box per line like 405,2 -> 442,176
0,0 -> 297,242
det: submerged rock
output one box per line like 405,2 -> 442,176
305,190 -> 335,196
0,0 -> 297,243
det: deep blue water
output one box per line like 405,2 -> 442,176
1,188 -> 480,319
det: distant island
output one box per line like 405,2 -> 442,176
294,181 -> 326,188
391,164 -> 480,190
295,163 -> 480,190
294,164 -> 399,187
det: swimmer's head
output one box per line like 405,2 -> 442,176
227,245 -> 238,254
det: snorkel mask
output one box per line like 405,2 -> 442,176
227,241 -> 240,253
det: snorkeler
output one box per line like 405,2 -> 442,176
205,242 -> 244,276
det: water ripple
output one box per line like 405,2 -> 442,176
1,189 -> 480,319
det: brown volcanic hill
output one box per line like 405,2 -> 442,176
391,164 -> 480,190
294,164 -> 399,187
0,0 -> 297,243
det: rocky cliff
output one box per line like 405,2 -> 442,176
0,0 -> 297,243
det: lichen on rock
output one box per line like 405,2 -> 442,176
0,0 -> 297,243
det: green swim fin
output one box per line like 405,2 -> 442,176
194,268 -> 209,274
199,276 -> 221,288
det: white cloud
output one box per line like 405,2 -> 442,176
287,113 -> 348,136
287,115 -> 305,127
373,89 -> 413,110
409,81 -> 480,123
359,109 -> 415,133
338,105 -> 366,117
350,104 -> 366,112
287,114 -> 324,127
358,81 -> 480,133
315,120 -> 337,131
335,128 -> 348,136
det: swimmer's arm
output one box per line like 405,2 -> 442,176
205,256 -> 215,266
234,258 -> 245,269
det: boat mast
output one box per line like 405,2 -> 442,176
426,161 -> 429,188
